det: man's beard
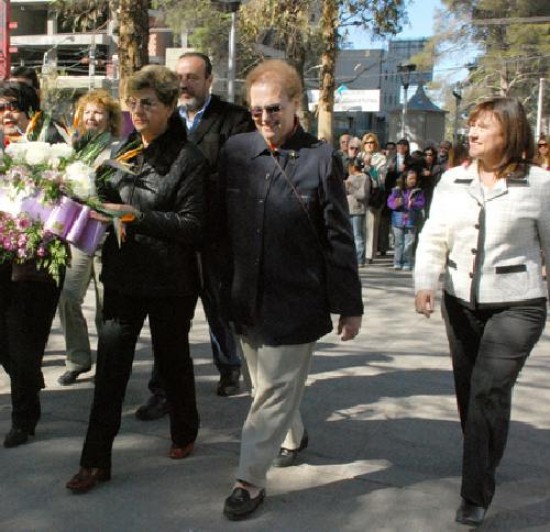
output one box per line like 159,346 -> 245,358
178,94 -> 201,111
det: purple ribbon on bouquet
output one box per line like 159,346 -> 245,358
44,196 -> 107,255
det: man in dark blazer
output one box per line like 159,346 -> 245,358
136,52 -> 255,420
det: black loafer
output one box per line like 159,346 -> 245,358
223,487 -> 265,520
272,430 -> 308,468
135,394 -> 170,421
455,499 -> 486,527
57,369 -> 91,386
4,427 -> 34,448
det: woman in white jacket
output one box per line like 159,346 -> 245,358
415,97 -> 550,527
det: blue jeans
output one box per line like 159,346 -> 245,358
351,215 -> 366,265
392,225 -> 417,269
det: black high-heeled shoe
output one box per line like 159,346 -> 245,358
3,427 -> 34,448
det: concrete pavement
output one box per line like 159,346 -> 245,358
1,256 -> 550,531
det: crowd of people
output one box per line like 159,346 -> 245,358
0,56 -> 549,528
339,133 -> 462,271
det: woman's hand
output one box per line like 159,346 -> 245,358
338,316 -> 362,341
102,203 -> 139,216
89,202 -> 140,223
89,210 -> 111,223
415,290 -> 435,318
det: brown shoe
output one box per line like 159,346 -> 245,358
66,467 -> 111,494
169,441 -> 194,460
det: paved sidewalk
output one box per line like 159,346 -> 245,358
1,257 -> 550,531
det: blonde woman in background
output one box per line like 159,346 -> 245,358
361,132 -> 386,263
57,89 -> 122,386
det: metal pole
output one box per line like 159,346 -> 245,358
227,11 -> 237,102
453,96 -> 460,144
89,43 -> 96,90
536,78 -> 545,139
401,86 -> 408,139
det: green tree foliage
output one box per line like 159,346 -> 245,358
429,0 -> 550,116
53,0 -> 111,32
152,0 -> 230,63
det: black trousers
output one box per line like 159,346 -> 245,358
442,292 -> 546,508
0,263 -> 61,432
80,289 -> 199,470
147,247 -> 240,397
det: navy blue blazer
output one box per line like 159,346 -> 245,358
220,127 -> 363,345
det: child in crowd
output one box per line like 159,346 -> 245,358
387,168 -> 425,271
345,158 -> 370,266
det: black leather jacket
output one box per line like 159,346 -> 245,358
99,113 -> 208,298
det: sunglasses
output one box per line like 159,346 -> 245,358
349,146 -> 360,150
250,103 -> 283,118
364,141 -> 375,145
0,101 -> 22,113
125,97 -> 160,112
539,143 -> 548,147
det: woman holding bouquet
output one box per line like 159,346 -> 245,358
0,81 -> 68,448
66,65 -> 208,493
57,89 -> 122,386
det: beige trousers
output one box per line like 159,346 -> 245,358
236,336 -> 314,488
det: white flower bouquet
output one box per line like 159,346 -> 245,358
0,134 -> 113,282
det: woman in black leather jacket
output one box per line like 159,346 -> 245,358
66,65 -> 208,493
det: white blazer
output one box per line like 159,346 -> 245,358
414,161 -> 550,306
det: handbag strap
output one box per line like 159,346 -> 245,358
270,150 -> 326,255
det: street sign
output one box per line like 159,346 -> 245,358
308,89 -> 381,113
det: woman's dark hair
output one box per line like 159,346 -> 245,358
0,81 -> 40,117
10,66 -> 40,91
348,157 -> 364,172
125,65 -> 179,108
468,97 -> 534,176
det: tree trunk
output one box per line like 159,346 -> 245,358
118,0 -> 149,97
281,0 -> 312,132
317,0 -> 339,143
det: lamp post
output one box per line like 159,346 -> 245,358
536,78 -> 547,139
397,62 -> 416,139
211,0 -> 244,102
452,82 -> 463,144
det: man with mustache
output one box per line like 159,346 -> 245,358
135,52 -> 255,420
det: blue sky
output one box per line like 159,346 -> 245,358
348,0 -> 443,47
348,0 -> 473,90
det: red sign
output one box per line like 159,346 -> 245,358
0,0 -> 10,79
